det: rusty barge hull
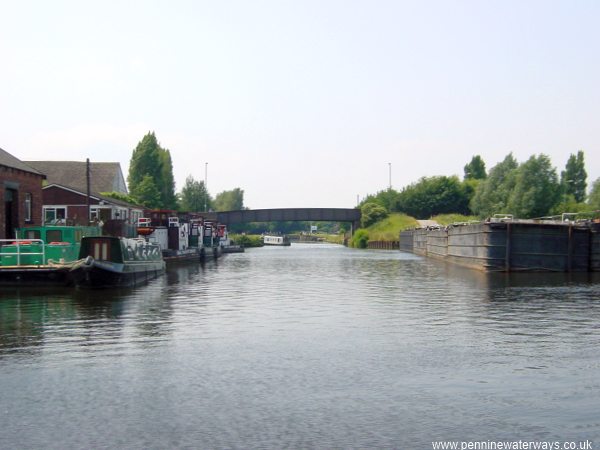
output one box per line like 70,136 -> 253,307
400,221 -> 599,272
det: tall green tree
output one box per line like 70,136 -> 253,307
561,150 -> 587,203
470,153 -> 519,218
213,188 -> 245,211
128,132 -> 177,209
464,155 -> 487,180
507,154 -> 561,218
179,175 -> 211,212
588,177 -> 600,210
159,149 -> 177,209
134,175 -> 162,209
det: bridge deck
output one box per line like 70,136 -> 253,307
213,208 -> 361,225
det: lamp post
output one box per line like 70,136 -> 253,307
388,162 -> 392,190
204,162 -> 208,212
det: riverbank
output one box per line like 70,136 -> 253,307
353,213 -> 484,249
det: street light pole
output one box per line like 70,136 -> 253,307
388,162 -> 392,190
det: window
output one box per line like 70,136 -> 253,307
46,230 -> 63,242
44,207 -> 67,224
90,206 -> 111,223
24,193 -> 32,222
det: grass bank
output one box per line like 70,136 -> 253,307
351,213 -> 418,247
366,213 -> 419,241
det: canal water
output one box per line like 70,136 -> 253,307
1,244 -> 599,449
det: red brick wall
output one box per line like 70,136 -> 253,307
0,166 -> 45,239
43,185 -> 99,205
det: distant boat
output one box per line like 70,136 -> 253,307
263,234 -> 291,246
70,236 -> 165,289
0,225 -> 101,286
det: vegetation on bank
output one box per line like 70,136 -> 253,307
365,214 -> 418,240
360,151 -> 599,221
322,233 -> 345,245
350,213 -> 418,248
347,150 -> 600,247
229,234 -> 264,248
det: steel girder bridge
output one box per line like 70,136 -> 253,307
209,208 -> 361,233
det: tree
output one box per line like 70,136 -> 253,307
464,155 -> 487,180
159,149 -> 178,209
134,175 -> 162,208
179,175 -> 211,212
561,150 -> 587,203
470,153 -> 518,218
213,188 -> 244,211
588,178 -> 600,209
128,132 -> 177,209
507,154 -> 561,218
397,175 -> 470,218
361,202 -> 388,227
100,191 -> 139,205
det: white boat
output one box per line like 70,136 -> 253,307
263,234 -> 291,246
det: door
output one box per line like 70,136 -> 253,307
3,189 -> 18,239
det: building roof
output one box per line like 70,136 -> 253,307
44,183 -> 144,210
0,147 -> 45,176
25,161 -> 128,195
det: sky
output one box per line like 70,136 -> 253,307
1,0 -> 598,209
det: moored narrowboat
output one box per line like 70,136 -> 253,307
70,236 -> 165,289
137,215 -> 206,264
0,225 -> 101,286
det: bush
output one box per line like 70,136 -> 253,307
229,234 -> 263,248
351,229 -> 369,248
361,202 -> 388,228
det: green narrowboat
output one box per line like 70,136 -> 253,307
0,225 -> 102,286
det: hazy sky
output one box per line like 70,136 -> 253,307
1,1 -> 598,209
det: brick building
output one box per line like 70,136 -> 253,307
0,148 -> 46,239
24,160 -> 144,232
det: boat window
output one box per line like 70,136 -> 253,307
46,230 -> 63,243
92,241 -> 109,260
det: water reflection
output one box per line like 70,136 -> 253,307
1,246 -> 599,448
